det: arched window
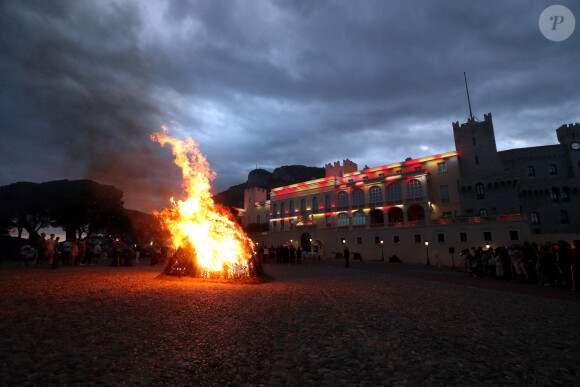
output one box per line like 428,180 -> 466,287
531,212 -> 540,225
337,212 -> 349,227
562,187 -> 570,201
527,166 -> 535,176
325,195 -> 332,210
476,183 -> 485,199
273,203 -> 278,216
312,196 -> 319,211
549,164 -> 557,175
406,179 -> 422,199
289,201 -> 295,215
337,191 -> 349,207
559,210 -> 569,224
479,208 -> 487,216
353,211 -> 366,226
550,188 -> 559,202
352,188 -> 365,205
369,186 -> 382,203
280,202 -> 286,215
387,183 -> 402,201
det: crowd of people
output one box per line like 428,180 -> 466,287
256,244 -> 321,265
460,240 -> 580,289
17,233 -> 146,269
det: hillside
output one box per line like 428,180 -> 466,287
213,165 -> 325,208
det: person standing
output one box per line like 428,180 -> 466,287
36,232 -> 47,265
93,243 -> 102,264
70,240 -> 80,265
78,238 -> 87,265
45,234 -> 56,265
51,237 -> 60,270
296,247 -> 302,265
344,245 -> 350,268
62,239 -> 73,265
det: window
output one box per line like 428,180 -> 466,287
337,212 -> 349,227
414,234 -> 421,243
475,156 -> 479,165
437,233 -> 445,243
483,231 -> 492,241
300,198 -> 307,212
406,179 -> 422,199
549,164 -> 557,175
280,202 -> 285,215
273,203 -> 278,216
337,191 -> 349,207
312,197 -> 319,211
459,232 -> 468,242
272,221 -> 277,231
562,187 -> 570,201
356,236 -> 362,245
369,186 -> 382,203
560,210 -> 569,224
393,235 -> 400,244
437,162 -> 447,173
375,236 -> 381,244
325,195 -> 332,210
531,212 -> 540,225
280,220 -> 284,230
325,215 -> 332,226
414,166 -> 422,171
353,211 -> 366,226
550,188 -> 559,202
476,183 -> 485,199
439,185 -> 450,202
289,201 -> 295,215
352,188 -> 365,205
387,183 -> 402,201
479,208 -> 487,216
509,230 -> 519,241
472,137 -> 476,146
527,166 -> 535,176
395,169 -> 402,174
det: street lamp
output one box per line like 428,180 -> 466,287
380,240 -> 384,261
425,241 -> 430,265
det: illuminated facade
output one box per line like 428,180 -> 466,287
243,113 -> 580,265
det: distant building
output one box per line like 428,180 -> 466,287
242,113 -> 580,265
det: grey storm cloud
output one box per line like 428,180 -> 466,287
0,0 -> 579,212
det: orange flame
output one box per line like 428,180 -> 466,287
151,126 -> 254,278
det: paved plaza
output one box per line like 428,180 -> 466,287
1,262 -> 579,385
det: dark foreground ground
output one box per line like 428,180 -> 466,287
1,261 -> 579,385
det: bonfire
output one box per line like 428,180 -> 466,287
151,127 -> 261,279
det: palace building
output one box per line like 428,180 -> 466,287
240,113 -> 580,265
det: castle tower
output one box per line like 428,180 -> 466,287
453,113 -> 502,176
556,123 -> 580,179
244,187 -> 267,210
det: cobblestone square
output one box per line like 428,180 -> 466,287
1,263 -> 579,385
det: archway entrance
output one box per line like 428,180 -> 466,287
387,207 -> 404,226
408,204 -> 425,223
300,232 -> 312,251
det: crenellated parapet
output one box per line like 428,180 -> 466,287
325,159 -> 358,177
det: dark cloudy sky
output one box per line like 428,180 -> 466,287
1,0 -> 578,213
